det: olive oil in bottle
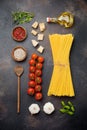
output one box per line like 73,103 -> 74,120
46,12 -> 74,28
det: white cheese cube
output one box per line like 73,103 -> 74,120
32,21 -> 39,29
31,29 -> 38,36
31,40 -> 39,47
39,23 -> 45,32
37,34 -> 44,41
37,45 -> 44,53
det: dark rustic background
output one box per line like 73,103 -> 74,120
0,0 -> 87,130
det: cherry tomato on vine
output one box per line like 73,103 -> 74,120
29,73 -> 35,80
27,88 -> 35,96
38,56 -> 44,63
35,92 -> 43,100
36,63 -> 43,69
31,53 -> 38,60
29,59 -> 36,66
35,70 -> 42,76
28,81 -> 36,87
35,77 -> 42,84
35,85 -> 42,92
29,66 -> 36,73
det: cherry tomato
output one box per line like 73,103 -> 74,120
29,73 -> 35,80
29,59 -> 36,66
38,56 -> 44,63
35,92 -> 43,100
31,53 -> 38,60
27,88 -> 35,96
29,66 -> 36,73
35,85 -> 42,92
35,70 -> 42,76
36,63 -> 43,69
35,77 -> 42,84
28,81 -> 36,87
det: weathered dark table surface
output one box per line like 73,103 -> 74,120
0,0 -> 87,130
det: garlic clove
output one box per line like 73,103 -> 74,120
43,102 -> 55,114
28,103 -> 40,115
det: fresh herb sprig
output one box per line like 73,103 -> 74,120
59,101 -> 75,116
12,11 -> 34,24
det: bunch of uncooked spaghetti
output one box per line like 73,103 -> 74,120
47,34 -> 75,97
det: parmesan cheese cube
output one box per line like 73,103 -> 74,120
37,34 -> 44,41
31,29 -> 38,36
31,40 -> 39,47
32,21 -> 39,29
39,23 -> 45,32
37,45 -> 44,53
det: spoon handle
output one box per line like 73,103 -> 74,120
17,76 -> 21,113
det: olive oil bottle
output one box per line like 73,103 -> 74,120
46,12 -> 74,28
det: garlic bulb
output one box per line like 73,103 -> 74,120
43,102 -> 55,114
28,104 -> 40,114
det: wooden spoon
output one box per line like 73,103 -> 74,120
14,65 -> 24,114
